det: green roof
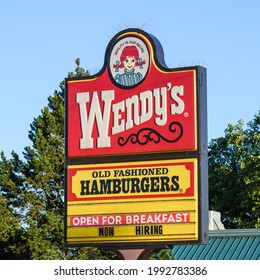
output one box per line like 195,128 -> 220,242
170,229 -> 260,260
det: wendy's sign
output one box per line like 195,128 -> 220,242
65,29 -> 208,248
66,29 -> 201,158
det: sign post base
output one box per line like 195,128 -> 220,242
116,248 -> 160,260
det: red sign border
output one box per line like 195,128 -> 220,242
67,160 -> 195,202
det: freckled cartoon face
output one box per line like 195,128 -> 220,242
123,56 -> 136,71
109,36 -> 150,87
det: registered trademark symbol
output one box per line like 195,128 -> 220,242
183,112 -> 189,118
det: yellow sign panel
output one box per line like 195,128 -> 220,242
66,158 -> 198,245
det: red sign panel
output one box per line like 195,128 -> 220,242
66,31 -> 197,158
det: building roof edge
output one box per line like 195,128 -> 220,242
209,228 -> 260,237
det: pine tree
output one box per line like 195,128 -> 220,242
0,59 -> 118,259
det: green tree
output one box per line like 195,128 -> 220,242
0,59 -> 118,259
0,195 -> 29,259
150,249 -> 174,260
208,111 -> 260,228
0,151 -> 30,259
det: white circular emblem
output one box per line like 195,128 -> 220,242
109,36 -> 150,88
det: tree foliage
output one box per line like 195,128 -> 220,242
150,249 -> 175,260
208,111 -> 260,228
0,59 -> 118,260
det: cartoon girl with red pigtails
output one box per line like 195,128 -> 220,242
113,45 -> 146,86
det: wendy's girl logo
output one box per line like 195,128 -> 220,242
108,36 -> 150,88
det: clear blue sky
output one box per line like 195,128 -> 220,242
0,0 -> 259,157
